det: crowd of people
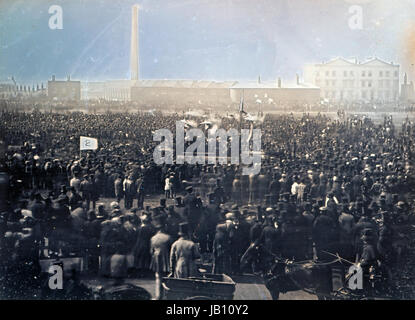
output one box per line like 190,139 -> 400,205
0,107 -> 414,299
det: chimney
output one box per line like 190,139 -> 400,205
52,75 -> 55,81
296,73 -> 300,85
67,75 -> 71,81
258,75 -> 261,84
130,5 -> 140,81
277,77 -> 281,88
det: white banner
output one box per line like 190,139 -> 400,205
80,136 -> 98,150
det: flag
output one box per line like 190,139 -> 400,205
80,136 -> 98,150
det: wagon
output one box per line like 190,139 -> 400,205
162,273 -> 236,300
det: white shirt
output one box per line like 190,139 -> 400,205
164,178 -> 171,191
291,182 -> 299,195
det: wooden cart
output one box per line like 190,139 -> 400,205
162,273 -> 236,300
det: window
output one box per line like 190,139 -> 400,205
368,71 -> 372,77
379,71 -> 383,77
325,71 -> 329,77
332,71 -> 336,77
344,71 -> 348,77
368,81 -> 372,87
379,80 -> 383,88
362,91 -> 367,99
326,80 -> 329,86
350,71 -> 354,76
362,80 -> 366,87
362,71 -> 366,77
385,91 -> 390,99
332,80 -> 336,86
394,71 -> 398,77
385,71 -> 390,77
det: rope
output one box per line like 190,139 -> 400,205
321,251 -> 355,265
288,258 -> 340,266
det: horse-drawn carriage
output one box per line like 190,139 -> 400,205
162,273 -> 236,300
241,242 -> 397,300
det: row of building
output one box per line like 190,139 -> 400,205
1,57 -> 414,105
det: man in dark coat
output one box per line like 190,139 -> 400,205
183,186 -> 201,236
133,213 -> 155,278
312,207 -> 338,261
212,222 -> 232,275
174,197 -> 187,222
201,193 -> 221,254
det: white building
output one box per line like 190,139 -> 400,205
304,57 -> 400,102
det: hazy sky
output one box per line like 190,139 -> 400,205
0,0 -> 414,84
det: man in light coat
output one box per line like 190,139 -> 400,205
169,222 -> 200,279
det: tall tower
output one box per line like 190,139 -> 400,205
130,5 -> 139,81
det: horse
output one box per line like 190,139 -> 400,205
240,242 -> 334,300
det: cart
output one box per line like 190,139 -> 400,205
162,273 -> 236,300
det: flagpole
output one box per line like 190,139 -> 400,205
239,90 -> 244,164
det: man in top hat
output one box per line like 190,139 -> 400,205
260,212 -> 280,256
183,186 -> 197,208
202,193 -> 222,254
28,192 -> 45,220
149,208 -> 171,299
183,185 -> 202,236
212,219 -> 232,275
213,179 -> 226,204
174,196 -> 187,222
165,205 -> 182,242
80,174 -> 93,210
312,206 -> 337,261
135,173 -> 145,210
133,212 -> 155,278
169,222 -> 200,279
114,174 -> 123,203
123,173 -> 136,210
358,228 -> 380,292
96,203 -> 108,221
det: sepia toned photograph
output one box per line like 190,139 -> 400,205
0,0 -> 414,305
